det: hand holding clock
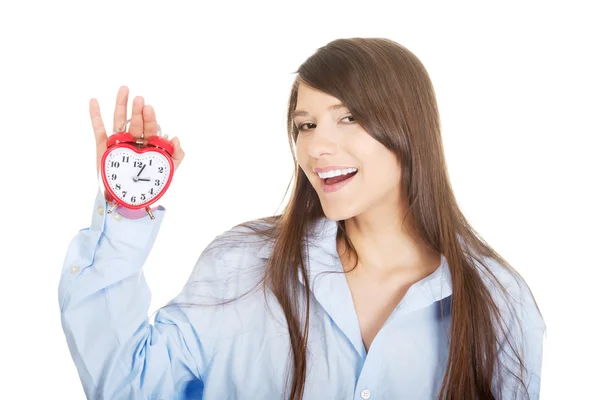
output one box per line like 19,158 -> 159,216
89,86 -> 186,177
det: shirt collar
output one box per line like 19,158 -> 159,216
256,215 -> 452,306
256,216 -> 453,358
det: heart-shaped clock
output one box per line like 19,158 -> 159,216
100,119 -> 175,218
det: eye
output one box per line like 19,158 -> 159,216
297,122 -> 315,132
296,115 -> 356,132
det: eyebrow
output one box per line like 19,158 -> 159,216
291,103 -> 347,118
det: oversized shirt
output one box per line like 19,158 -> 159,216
58,189 -> 546,399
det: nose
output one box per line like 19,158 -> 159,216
307,126 -> 337,158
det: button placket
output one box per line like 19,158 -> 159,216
353,322 -> 389,400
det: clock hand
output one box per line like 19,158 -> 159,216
137,178 -> 151,182
136,164 -> 146,178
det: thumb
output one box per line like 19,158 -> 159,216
90,98 -> 108,176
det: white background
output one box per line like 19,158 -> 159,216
1,1 -> 598,398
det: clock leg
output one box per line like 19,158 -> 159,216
145,206 -> 155,220
107,202 -> 119,214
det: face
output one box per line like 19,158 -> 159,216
294,82 -> 403,222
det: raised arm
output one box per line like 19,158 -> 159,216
58,87 -> 211,399
58,189 -> 212,399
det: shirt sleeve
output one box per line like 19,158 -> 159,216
495,275 -> 547,400
58,188 -> 219,400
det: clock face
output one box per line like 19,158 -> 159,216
103,147 -> 171,207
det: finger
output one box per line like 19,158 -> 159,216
89,98 -> 107,146
171,136 -> 185,160
113,86 -> 129,133
129,96 -> 145,139
142,104 -> 158,139
171,136 -> 185,171
90,98 -> 107,175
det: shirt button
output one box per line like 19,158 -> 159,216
70,266 -> 80,275
360,389 -> 371,399
97,205 -> 104,215
112,212 -> 122,221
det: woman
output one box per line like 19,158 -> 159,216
59,38 -> 545,399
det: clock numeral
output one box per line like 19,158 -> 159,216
158,167 -> 164,173
111,173 -> 117,180
116,184 -> 121,190
134,161 -> 143,168
122,191 -> 127,197
110,161 -> 120,168
131,196 -> 136,203
149,159 -> 153,166
155,179 -> 160,186
141,194 -> 146,201
149,188 -> 154,195
122,156 -> 130,163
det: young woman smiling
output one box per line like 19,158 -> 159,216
59,38 -> 545,399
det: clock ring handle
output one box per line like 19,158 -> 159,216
115,119 -> 168,140
114,119 -> 132,134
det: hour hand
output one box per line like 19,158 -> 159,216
132,176 -> 151,182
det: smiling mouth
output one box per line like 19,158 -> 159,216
322,170 -> 358,185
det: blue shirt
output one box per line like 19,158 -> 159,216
59,189 -> 546,399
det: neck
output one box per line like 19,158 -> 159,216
338,206 -> 440,275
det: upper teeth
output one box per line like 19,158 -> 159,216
317,167 -> 358,179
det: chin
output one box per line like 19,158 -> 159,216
320,204 -> 357,222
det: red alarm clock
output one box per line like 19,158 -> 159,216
99,119 -> 175,219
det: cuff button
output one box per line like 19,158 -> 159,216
70,266 -> 80,275
113,212 -> 123,221
97,205 -> 104,215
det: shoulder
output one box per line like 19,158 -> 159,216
204,216 -> 278,262
183,216 -> 278,297
473,255 -> 546,333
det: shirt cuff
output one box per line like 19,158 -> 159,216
102,189 -> 164,220
91,188 -> 166,250
116,204 -> 162,219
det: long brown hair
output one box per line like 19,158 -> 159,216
169,37 -> 543,399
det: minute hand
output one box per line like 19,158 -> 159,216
136,164 -> 146,177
